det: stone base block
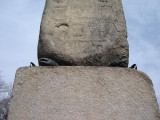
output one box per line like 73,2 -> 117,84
8,67 -> 160,120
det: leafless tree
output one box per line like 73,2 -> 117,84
0,72 -> 12,120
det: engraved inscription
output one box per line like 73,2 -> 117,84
92,43 -> 103,53
70,25 -> 84,37
89,20 -> 110,40
83,41 -> 103,53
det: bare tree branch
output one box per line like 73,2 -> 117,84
0,71 -> 12,120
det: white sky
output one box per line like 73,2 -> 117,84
0,0 -> 160,106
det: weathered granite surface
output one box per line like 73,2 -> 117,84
38,0 -> 129,66
8,67 -> 160,120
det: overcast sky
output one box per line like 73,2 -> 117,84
0,0 -> 160,106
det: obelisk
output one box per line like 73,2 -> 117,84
38,0 -> 129,66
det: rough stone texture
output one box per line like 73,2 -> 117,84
38,0 -> 129,66
8,67 -> 160,120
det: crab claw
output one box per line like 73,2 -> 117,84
107,55 -> 128,67
39,58 -> 59,66
119,55 -> 128,60
30,62 -> 36,67
118,58 -> 128,64
129,64 -> 137,70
